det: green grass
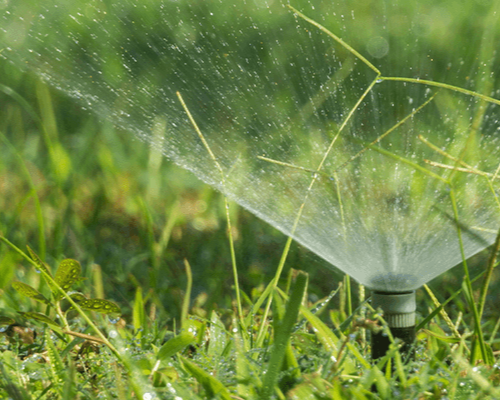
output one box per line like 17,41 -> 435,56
2,1 -> 500,399
1,80 -> 500,400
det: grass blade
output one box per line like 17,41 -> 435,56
300,305 -> 339,355
181,259 -> 192,330
287,5 -> 381,75
261,271 -> 308,399
177,91 -> 244,324
380,76 -> 500,106
179,356 -> 232,400
450,189 -> 493,365
416,270 -> 485,331
156,332 -> 195,361
478,226 -> 500,319
133,286 -> 146,337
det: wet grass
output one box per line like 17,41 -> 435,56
2,3 -> 500,400
1,74 -> 500,400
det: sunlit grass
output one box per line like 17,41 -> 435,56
1,4 -> 500,400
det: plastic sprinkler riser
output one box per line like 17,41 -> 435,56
371,291 -> 416,360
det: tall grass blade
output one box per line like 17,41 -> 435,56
261,271 -> 308,399
334,92 -> 438,173
155,200 -> 180,265
181,259 -> 192,330
92,264 -> 105,299
133,286 -> 146,337
423,284 -> 461,338
35,80 -> 72,184
478,226 -> 500,319
450,189 -> 493,365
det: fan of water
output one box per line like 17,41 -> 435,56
2,0 -> 500,292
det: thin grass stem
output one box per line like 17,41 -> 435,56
420,134 -> 500,210
418,135 -> 480,173
256,155 -> 331,179
296,56 -> 355,122
333,92 -> 438,173
423,284 -> 461,338
492,162 -> 500,182
454,354 -> 500,397
287,6 -> 381,76
345,275 -> 352,317
489,317 -> 500,346
287,8 -> 500,107
422,159 -> 500,209
423,160 -> 489,177
416,269 -> 486,331
478,227 -> 500,319
486,180 -> 500,211
255,77 -> 379,346
380,76 -> 500,106
449,188 -> 491,364
363,144 -> 448,183
176,91 -> 244,324
333,172 -> 347,240
181,259 -> 193,330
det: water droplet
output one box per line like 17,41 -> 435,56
143,393 -> 156,400
108,330 -> 118,338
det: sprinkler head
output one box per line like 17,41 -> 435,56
371,291 -> 416,361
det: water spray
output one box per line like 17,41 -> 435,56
3,0 -> 500,366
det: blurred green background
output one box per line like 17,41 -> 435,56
1,0 -> 499,323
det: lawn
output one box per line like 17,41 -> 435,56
1,0 -> 500,398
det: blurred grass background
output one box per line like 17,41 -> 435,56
0,0 -> 499,326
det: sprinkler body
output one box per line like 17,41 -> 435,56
371,291 -> 416,360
